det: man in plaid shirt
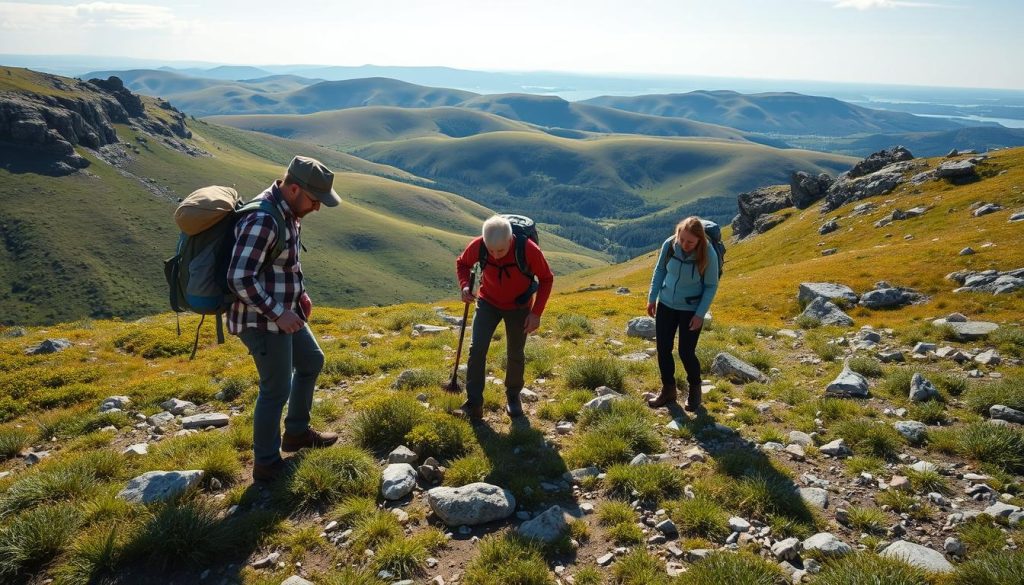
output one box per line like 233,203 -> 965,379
228,156 -> 342,482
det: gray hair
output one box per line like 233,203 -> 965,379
482,215 -> 512,249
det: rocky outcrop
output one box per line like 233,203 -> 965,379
0,70 -> 194,174
790,171 -> 833,209
731,185 -> 792,239
948,268 -> 1024,295
848,146 -> 915,178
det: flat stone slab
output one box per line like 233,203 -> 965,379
932,318 -> 998,340
803,532 -> 852,556
117,470 -> 204,504
181,413 -> 229,429
711,352 -> 767,383
881,540 -> 954,573
426,482 -> 516,526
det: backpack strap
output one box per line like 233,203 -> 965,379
238,199 -> 288,268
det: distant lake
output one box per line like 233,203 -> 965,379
915,114 -> 1024,129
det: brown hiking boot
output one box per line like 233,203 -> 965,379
684,382 -> 702,412
505,391 -> 524,418
647,383 -> 677,408
453,401 -> 484,422
281,427 -> 339,452
252,458 -> 288,482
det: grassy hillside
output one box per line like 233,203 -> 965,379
0,151 -> 1020,585
205,106 -> 537,150
0,74 -> 608,325
563,147 -> 1024,329
583,90 -> 972,136
354,131 -> 856,218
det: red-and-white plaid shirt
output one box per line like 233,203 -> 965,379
227,181 -> 304,334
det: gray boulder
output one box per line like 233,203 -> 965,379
990,405 -> 1024,424
909,373 -> 939,402
935,160 -> 977,180
825,364 -> 869,398
860,288 -> 910,309
626,317 -> 657,339
117,470 -> 204,504
160,398 -> 196,416
798,282 -> 858,306
847,146 -> 914,179
388,445 -> 419,464
25,338 -> 72,355
800,297 -> 853,327
819,439 -> 851,457
281,577 -> 315,585
881,541 -> 954,574
426,482 -> 516,526
100,395 -> 131,412
800,487 -> 829,509
894,420 -> 928,444
732,185 -> 792,239
583,394 -> 622,412
381,463 -> 418,500
818,219 -> 839,235
711,352 -> 767,383
803,532 -> 852,557
772,537 -> 802,561
518,505 -> 569,543
973,203 -> 1002,217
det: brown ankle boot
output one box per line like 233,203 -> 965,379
684,382 -> 702,412
647,383 -> 677,408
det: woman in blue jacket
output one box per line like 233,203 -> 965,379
646,217 -> 719,411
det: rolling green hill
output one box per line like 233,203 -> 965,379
89,71 -> 479,116
458,93 -> 752,140
205,106 -> 538,150
353,131 -> 856,219
583,90 -> 973,136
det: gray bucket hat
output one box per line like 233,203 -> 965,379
287,155 -> 341,207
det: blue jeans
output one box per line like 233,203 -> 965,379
238,325 -> 324,466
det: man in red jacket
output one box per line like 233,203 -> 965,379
455,215 -> 554,421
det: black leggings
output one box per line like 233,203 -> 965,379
655,303 -> 703,392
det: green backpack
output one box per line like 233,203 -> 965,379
164,186 -> 285,358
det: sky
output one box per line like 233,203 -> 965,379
1,0 -> 1022,89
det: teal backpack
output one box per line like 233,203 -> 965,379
164,186 -> 286,358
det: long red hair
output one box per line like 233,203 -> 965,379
675,217 -> 709,275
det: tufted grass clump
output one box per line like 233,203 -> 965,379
598,501 -> 636,527
606,521 -> 644,545
443,452 -> 494,486
565,355 -> 625,391
144,432 -> 242,487
537,389 -> 592,422
958,516 -> 1007,556
321,567 -> 387,585
556,313 -> 593,339
0,503 -> 83,581
955,422 -> 1024,473
374,536 -> 429,579
350,510 -> 403,551
0,426 -> 30,460
567,400 -> 662,468
832,418 -> 903,459
845,506 -> 887,535
382,306 -> 438,332
906,468 -> 950,494
463,533 -> 553,585
604,463 -> 685,503
612,547 -> 670,584
353,394 -> 427,454
908,400 -> 949,425
847,356 -> 884,378
965,377 -> 1024,414
814,553 -> 928,585
405,413 -> 474,461
951,551 -> 1024,585
665,497 -> 730,540
0,461 -> 100,518
677,551 -> 787,585
286,446 -> 380,507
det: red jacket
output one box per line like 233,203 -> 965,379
456,236 -> 554,315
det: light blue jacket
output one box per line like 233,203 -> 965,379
647,236 -> 719,318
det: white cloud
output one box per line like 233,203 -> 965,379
831,0 -> 941,8
0,1 -> 178,30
